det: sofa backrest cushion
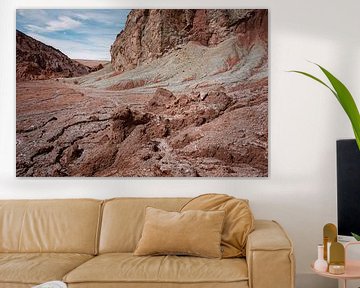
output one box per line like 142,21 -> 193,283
133,207 -> 225,258
181,194 -> 254,258
0,199 -> 102,254
99,198 -> 189,253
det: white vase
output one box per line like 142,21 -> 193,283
314,244 -> 328,272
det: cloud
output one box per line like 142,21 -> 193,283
17,9 -> 130,60
28,32 -> 111,60
72,10 -> 129,26
25,24 -> 46,33
46,16 -> 82,32
74,13 -> 90,20
25,15 -> 82,33
17,9 -> 50,23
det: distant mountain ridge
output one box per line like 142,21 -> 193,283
16,30 -> 90,81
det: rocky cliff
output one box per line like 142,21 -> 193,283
16,30 -> 90,81
110,9 -> 267,72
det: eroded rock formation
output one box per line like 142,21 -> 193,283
110,9 -> 267,72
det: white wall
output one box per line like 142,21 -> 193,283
1,0 -> 360,287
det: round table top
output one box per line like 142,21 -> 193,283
311,261 -> 360,280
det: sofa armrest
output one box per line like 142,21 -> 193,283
246,220 -> 295,288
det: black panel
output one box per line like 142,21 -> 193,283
337,139 -> 360,236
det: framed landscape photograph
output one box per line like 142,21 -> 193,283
16,9 -> 268,177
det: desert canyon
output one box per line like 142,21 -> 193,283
16,9 -> 268,177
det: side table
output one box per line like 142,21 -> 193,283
311,242 -> 360,288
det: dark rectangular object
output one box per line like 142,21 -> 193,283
337,139 -> 360,236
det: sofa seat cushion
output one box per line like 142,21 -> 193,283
0,253 -> 93,285
64,253 -> 248,285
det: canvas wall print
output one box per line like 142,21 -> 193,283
16,9 -> 268,177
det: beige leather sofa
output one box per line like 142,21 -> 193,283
0,198 -> 295,288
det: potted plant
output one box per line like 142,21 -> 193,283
290,63 -> 360,240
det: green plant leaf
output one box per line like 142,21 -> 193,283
289,64 -> 360,151
351,232 -> 360,241
316,65 -> 360,143
288,70 -> 337,97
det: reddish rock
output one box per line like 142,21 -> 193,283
148,88 -> 176,108
89,63 -> 104,72
110,9 -> 268,72
111,106 -> 151,141
108,79 -> 146,91
203,91 -> 233,111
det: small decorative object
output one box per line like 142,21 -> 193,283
329,242 -> 345,275
323,223 -> 337,261
328,264 -> 345,275
327,242 -> 332,264
311,238 -> 360,288
314,244 -> 328,272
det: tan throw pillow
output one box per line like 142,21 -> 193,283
134,207 -> 225,258
181,194 -> 254,258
